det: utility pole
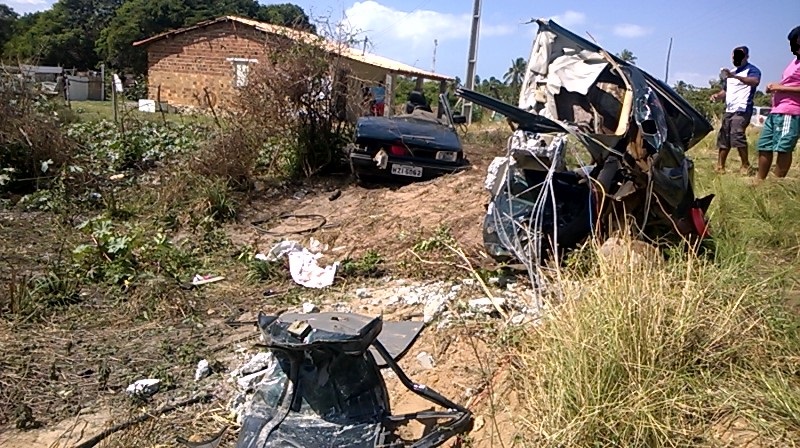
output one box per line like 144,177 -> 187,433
432,39 -> 438,72
664,37 -> 673,84
362,36 -> 369,55
462,0 -> 481,124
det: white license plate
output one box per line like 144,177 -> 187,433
391,164 -> 423,177
436,151 -> 457,162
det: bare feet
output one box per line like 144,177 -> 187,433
715,165 -> 726,174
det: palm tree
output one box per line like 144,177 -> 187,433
616,49 -> 637,65
504,57 -> 527,89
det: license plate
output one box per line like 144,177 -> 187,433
436,151 -> 457,162
391,164 -> 423,177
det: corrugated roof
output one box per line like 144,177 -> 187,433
133,16 -> 453,81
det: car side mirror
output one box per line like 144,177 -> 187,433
452,115 -> 467,124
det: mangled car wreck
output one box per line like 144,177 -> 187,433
460,19 -> 715,265
348,93 -> 470,183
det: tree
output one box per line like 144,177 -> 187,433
616,49 -> 637,65
0,4 -> 18,59
503,57 -> 526,89
4,0 -> 123,69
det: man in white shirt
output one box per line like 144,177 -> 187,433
710,46 -> 762,174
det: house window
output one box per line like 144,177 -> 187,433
227,58 -> 258,88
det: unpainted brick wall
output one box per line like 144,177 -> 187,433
145,22 -> 268,109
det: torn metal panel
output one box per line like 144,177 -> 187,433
226,312 -> 471,448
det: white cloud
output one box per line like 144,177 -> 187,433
613,23 -> 653,38
672,72 -> 717,88
342,1 -> 514,48
5,0 -> 50,14
549,10 -> 586,27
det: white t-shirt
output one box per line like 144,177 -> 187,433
724,63 -> 761,114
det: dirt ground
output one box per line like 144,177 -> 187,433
0,143 -> 519,447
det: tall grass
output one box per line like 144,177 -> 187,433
507,133 -> 800,447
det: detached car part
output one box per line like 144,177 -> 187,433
463,19 -> 715,263
349,93 -> 470,183
230,312 -> 472,448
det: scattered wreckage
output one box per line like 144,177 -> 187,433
182,312 -> 472,448
462,19 -> 715,265
348,92 -> 470,183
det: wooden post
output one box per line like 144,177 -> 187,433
384,73 -> 394,117
438,79 -> 447,119
157,84 -> 167,125
415,76 -> 424,91
112,79 -> 118,124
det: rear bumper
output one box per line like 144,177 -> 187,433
349,152 -> 470,181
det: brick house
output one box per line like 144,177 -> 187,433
132,16 -> 453,117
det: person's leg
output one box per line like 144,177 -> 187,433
775,153 -> 793,177
755,114 -> 777,180
716,113 -> 733,173
757,151 -> 774,179
730,112 -> 752,173
773,115 -> 800,178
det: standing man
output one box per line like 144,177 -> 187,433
756,26 -> 800,180
709,46 -> 762,174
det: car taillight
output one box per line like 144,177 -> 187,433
389,145 -> 409,156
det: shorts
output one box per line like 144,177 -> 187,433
717,111 -> 752,149
756,113 -> 800,153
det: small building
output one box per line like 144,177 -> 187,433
132,16 -> 453,119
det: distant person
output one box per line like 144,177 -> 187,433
709,46 -> 761,174
755,26 -> 800,180
370,81 -> 385,116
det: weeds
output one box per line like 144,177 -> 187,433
412,225 -> 455,253
340,250 -> 383,278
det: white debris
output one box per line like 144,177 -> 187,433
510,314 -> 526,325
416,352 -> 435,370
126,379 -> 161,398
237,370 -> 269,391
468,297 -> 507,314
488,277 -> 500,285
233,352 -> 275,378
355,288 -> 372,299
423,294 -> 449,323
302,302 -> 319,314
194,359 -> 211,381
462,278 -> 475,287
261,240 -> 339,289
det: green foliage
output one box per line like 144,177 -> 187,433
66,119 -> 208,174
413,225 -> 455,253
340,250 -> 383,278
616,48 -> 637,64
0,4 -> 18,59
4,0 -> 313,73
72,215 -> 198,285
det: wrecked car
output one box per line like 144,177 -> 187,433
348,92 -> 470,183
461,19 -> 714,264
183,312 -> 472,448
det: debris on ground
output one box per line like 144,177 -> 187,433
301,302 -> 319,313
258,239 -> 338,288
416,351 -> 436,370
194,360 -> 211,382
125,379 -> 161,398
191,274 -> 225,286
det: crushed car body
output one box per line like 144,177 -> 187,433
348,92 -> 470,183
212,312 -> 474,448
460,19 -> 715,264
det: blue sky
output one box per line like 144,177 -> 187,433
6,0 -> 800,90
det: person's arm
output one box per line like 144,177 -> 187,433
709,89 -> 726,101
729,66 -> 761,87
767,83 -> 800,93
